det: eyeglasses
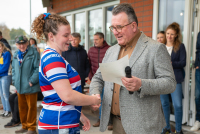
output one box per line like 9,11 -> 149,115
109,22 -> 133,33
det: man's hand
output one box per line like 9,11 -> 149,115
29,82 -> 33,87
121,76 -> 141,92
196,66 -> 199,69
91,94 -> 101,111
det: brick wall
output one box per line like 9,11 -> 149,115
47,0 -> 110,13
48,0 -> 153,37
121,0 -> 153,37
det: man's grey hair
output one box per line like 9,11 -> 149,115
94,32 -> 104,39
112,3 -> 138,26
71,32 -> 81,40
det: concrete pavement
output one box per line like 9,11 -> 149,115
0,104 -> 200,134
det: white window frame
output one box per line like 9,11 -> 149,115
60,0 -> 120,52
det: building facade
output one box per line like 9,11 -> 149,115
43,0 -> 200,126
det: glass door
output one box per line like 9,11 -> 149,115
158,0 -> 186,122
188,0 -> 200,126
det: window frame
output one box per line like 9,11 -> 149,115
60,0 -> 120,51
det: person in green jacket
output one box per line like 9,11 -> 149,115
12,35 -> 40,134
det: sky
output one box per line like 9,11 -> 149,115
0,0 -> 47,35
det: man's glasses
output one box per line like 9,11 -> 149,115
109,22 -> 133,33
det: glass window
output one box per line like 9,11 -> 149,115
106,6 -> 117,46
158,0 -> 185,115
88,9 -> 102,48
158,0 -> 185,35
66,15 -> 72,26
75,12 -> 85,46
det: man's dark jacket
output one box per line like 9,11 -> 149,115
195,32 -> 200,68
62,44 -> 90,87
88,41 -> 110,80
0,38 -> 11,50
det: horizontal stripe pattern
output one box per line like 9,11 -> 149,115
38,46 -> 82,130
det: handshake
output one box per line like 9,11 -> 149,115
91,94 -> 101,111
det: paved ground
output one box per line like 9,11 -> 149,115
0,103 -> 200,134
0,104 -> 112,134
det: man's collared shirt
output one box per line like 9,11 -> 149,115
111,30 -> 141,116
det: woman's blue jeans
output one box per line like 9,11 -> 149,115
195,69 -> 200,121
38,127 -> 80,134
0,75 -> 11,112
160,83 -> 183,132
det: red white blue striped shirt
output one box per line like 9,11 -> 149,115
38,46 -> 82,130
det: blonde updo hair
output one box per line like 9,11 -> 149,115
165,22 -> 182,52
31,13 -> 69,41
0,41 -> 12,58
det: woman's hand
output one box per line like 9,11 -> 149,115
80,112 -> 91,131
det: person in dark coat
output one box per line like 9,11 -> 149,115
191,32 -> 200,131
88,32 -> 110,80
0,31 -> 11,50
160,22 -> 186,134
62,32 -> 90,93
88,32 -> 113,130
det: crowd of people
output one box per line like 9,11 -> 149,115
0,3 -> 200,134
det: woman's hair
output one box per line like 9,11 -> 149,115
0,41 -> 12,58
165,22 -> 182,52
29,38 -> 37,46
157,31 -> 166,44
31,13 -> 69,41
158,31 -> 165,35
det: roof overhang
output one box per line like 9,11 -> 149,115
42,0 -> 50,7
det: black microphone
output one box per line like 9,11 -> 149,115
125,66 -> 133,94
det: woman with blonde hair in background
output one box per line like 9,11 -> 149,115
0,41 -> 12,117
160,22 -> 186,134
31,13 -> 101,134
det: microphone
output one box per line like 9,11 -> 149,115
125,66 -> 133,94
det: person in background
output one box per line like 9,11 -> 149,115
88,32 -> 113,130
62,32 -> 90,93
29,38 -> 40,54
0,41 -> 12,117
0,31 -> 12,110
29,38 -> 44,100
191,32 -> 200,131
160,22 -> 186,134
0,31 -> 11,50
31,13 -> 101,134
90,3 -> 176,134
12,35 -> 40,134
157,31 -> 166,44
62,32 -> 90,129
4,91 -> 20,128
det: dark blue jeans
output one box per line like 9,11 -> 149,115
99,88 -> 104,119
195,69 -> 200,121
160,83 -> 183,132
38,127 -> 80,134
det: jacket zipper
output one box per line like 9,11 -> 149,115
98,48 -> 100,67
76,51 -> 79,73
